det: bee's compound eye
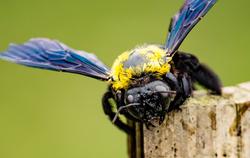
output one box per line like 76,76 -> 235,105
155,85 -> 167,92
155,85 -> 170,98
127,95 -> 134,103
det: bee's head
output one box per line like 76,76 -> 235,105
124,80 -> 175,125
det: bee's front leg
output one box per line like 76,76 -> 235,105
102,91 -> 134,134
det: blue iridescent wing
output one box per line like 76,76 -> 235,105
166,0 -> 217,56
0,38 -> 110,80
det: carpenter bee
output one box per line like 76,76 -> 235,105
0,0 -> 221,134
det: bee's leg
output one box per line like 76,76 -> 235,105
102,91 -> 134,134
164,72 -> 192,111
173,51 -> 222,94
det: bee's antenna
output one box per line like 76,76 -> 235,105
112,103 -> 140,124
153,90 -> 177,95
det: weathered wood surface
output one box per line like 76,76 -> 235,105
130,82 -> 250,158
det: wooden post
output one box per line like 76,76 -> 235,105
128,82 -> 250,158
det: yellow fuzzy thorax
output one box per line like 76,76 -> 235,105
110,45 -> 172,90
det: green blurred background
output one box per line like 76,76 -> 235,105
0,0 -> 249,158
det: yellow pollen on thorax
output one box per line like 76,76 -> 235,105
110,45 -> 172,90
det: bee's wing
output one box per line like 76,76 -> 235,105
0,38 -> 110,80
165,0 -> 217,56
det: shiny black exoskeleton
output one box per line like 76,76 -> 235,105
102,51 -> 221,134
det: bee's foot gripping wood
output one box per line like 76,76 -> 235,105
129,81 -> 250,158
